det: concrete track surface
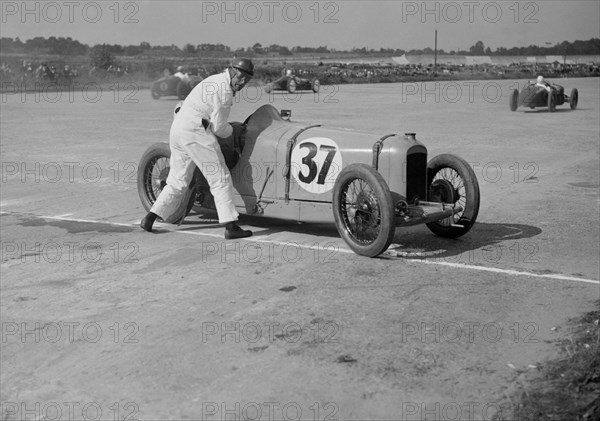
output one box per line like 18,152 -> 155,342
1,78 -> 599,420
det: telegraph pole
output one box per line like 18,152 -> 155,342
434,29 -> 438,76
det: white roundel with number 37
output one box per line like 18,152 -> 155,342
290,137 -> 343,194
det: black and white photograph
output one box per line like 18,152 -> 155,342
1,1 -> 599,419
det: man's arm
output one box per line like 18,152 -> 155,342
209,90 -> 233,138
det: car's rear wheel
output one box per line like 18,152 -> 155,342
312,79 -> 320,93
287,79 -> 296,93
425,154 -> 480,239
569,88 -> 578,110
548,91 -> 556,112
509,89 -> 519,111
137,143 -> 199,223
138,142 -> 170,213
332,164 -> 395,257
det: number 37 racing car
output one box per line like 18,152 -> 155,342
138,105 -> 480,257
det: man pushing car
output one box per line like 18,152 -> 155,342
140,58 -> 255,239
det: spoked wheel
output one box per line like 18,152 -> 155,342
426,154 -> 480,238
138,142 -> 171,212
137,142 -> 201,223
332,164 -> 395,257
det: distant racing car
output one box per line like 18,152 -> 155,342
264,75 -> 320,94
509,80 -> 578,112
138,104 -> 480,257
150,75 -> 203,100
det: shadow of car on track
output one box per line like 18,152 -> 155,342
521,108 -> 577,113
385,222 -> 543,261
174,212 -> 541,261
175,211 -> 340,239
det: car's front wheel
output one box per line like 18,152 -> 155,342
509,89 -> 519,111
332,164 -> 396,257
569,88 -> 578,110
425,154 -> 480,239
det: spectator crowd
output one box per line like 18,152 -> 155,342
1,57 -> 598,90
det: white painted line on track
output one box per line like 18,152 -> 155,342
3,211 -> 599,286
55,213 -> 74,217
415,260 -> 600,285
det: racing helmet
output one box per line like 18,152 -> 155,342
537,75 -> 544,84
177,66 -> 184,72
286,69 -> 292,76
232,58 -> 254,77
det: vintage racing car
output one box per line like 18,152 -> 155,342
150,75 -> 202,100
509,81 -> 578,112
138,104 -> 480,257
264,75 -> 320,94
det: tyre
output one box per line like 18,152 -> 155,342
548,91 -> 556,112
569,88 -> 578,110
312,79 -> 320,93
137,142 -> 172,213
176,80 -> 191,100
137,142 -> 199,223
151,89 -> 160,100
332,164 -> 396,257
287,78 -> 296,93
509,89 -> 518,111
425,154 -> 480,239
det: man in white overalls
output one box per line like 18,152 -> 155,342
140,58 -> 254,239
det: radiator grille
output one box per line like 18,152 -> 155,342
406,149 -> 427,203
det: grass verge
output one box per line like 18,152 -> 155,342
505,304 -> 600,421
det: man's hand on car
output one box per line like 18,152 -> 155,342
230,122 -> 247,152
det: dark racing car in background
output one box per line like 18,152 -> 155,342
151,75 -> 203,100
264,75 -> 320,94
509,80 -> 579,112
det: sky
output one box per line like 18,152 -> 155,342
1,0 -> 599,52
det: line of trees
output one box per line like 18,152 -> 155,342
0,36 -> 88,56
1,36 -> 599,59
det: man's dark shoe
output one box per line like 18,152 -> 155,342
140,212 -> 157,232
225,222 -> 252,239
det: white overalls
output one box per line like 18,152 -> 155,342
150,70 -> 239,224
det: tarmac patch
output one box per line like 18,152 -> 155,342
16,214 -> 134,233
568,182 -> 599,188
